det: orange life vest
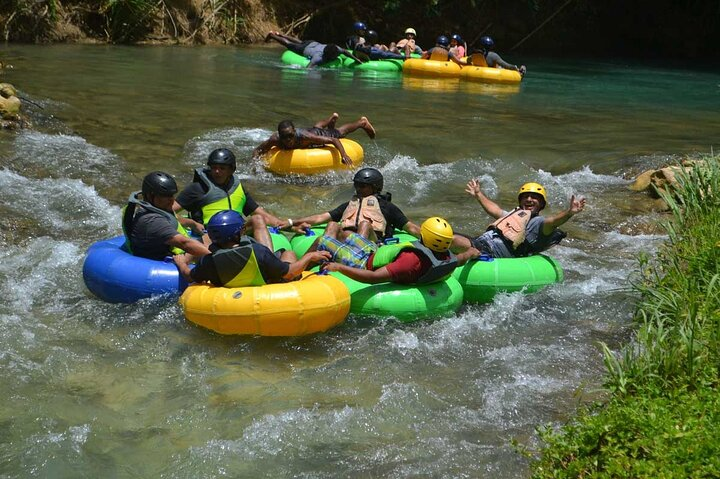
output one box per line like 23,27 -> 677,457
470,53 -> 488,67
487,208 -> 532,249
341,195 -> 387,234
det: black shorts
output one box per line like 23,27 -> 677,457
306,127 -> 342,139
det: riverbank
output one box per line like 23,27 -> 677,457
529,155 -> 720,477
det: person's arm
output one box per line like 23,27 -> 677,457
167,234 -> 211,257
421,50 -> 430,59
303,132 -> 353,165
283,251 -> 332,279
465,179 -> 504,219
253,135 -> 280,158
450,53 -> 467,67
280,211 -> 333,232
401,220 -> 421,238
343,48 -> 366,64
541,195 -> 586,235
173,253 -> 195,283
249,206 -> 283,228
322,262 -> 393,284
455,247 -> 481,266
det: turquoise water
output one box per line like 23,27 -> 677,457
1,44 -> 718,477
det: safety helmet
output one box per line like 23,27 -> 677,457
479,35 -> 495,49
436,35 -> 450,47
404,27 -> 417,36
353,21 -> 367,32
353,167 -> 384,192
420,217 -> 454,253
518,182 -> 547,206
141,171 -> 177,198
451,33 -> 462,43
366,30 -> 378,41
207,210 -> 246,245
207,148 -> 237,169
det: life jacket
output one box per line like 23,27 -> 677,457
121,191 -> 189,256
192,167 -> 247,224
469,53 -> 488,67
488,208 -> 567,256
429,47 -> 450,62
371,241 -> 458,284
487,208 -> 533,249
341,195 -> 387,235
210,238 -> 266,287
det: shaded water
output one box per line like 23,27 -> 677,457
1,45 -> 718,477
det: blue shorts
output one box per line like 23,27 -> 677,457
317,233 -> 378,269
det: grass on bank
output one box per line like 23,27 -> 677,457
528,155 -> 720,478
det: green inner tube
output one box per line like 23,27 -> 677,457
342,57 -> 404,72
269,230 -> 292,253
452,254 -> 564,303
326,271 -> 464,322
280,50 -> 344,69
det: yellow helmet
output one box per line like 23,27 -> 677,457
518,182 -> 547,205
420,217 -> 454,252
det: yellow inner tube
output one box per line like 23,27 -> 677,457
460,65 -> 522,84
265,138 -> 364,175
179,272 -> 351,336
402,58 -> 462,78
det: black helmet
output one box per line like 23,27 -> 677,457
480,35 -> 495,49
366,30 -> 379,42
207,148 -> 236,169
353,167 -> 383,192
451,33 -> 463,43
142,171 -> 178,197
436,35 -> 450,47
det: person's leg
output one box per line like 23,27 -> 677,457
354,220 -> 378,243
247,215 -> 274,250
279,250 -> 298,262
307,221 -> 341,253
336,117 -> 376,139
264,32 -> 293,47
313,112 -> 339,129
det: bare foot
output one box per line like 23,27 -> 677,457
328,112 -> 339,129
264,32 -> 273,43
360,117 -> 376,139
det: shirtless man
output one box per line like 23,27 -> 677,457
253,113 -> 376,166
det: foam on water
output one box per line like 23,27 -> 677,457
0,168 -> 120,239
11,130 -> 124,180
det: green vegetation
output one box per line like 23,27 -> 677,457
528,156 -> 720,477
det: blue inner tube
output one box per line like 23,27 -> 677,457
82,236 -> 188,304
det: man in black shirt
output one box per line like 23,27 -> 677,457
282,167 -> 420,242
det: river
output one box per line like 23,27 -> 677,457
1,44 -> 719,478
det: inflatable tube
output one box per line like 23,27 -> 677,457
342,57 -> 404,72
179,272 -> 351,336
84,230 -> 291,303
460,65 -> 522,85
264,138 -> 364,175
328,272 -> 464,322
452,254 -> 564,303
82,236 -> 189,303
402,58 -> 462,78
290,228 -> 461,321
280,50 -> 344,69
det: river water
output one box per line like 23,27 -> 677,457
1,44 -> 718,478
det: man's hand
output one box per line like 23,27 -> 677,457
465,178 -> 482,197
320,262 -> 343,273
341,155 -> 354,166
568,195 -> 586,216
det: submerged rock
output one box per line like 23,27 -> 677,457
0,82 -> 30,129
